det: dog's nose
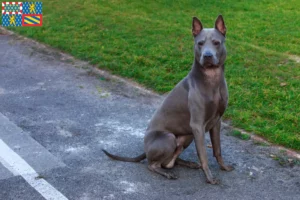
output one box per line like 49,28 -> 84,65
203,52 -> 213,58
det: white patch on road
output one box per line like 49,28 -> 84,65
119,181 -> 138,194
98,139 -> 120,147
65,146 -> 89,153
0,139 -> 69,200
99,92 -> 111,97
79,193 -> 92,200
58,128 -> 73,137
95,120 -> 145,138
103,194 -> 115,200
0,87 -> 5,95
118,180 -> 150,194
45,119 -> 77,138
37,82 -> 45,86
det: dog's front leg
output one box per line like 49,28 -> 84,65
188,92 -> 219,185
192,124 -> 219,184
209,120 -> 234,171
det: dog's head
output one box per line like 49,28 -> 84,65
192,15 -> 227,68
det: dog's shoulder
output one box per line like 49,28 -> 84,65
182,77 -> 189,91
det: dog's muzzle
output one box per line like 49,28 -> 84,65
202,51 -> 218,67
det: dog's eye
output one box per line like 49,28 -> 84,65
198,41 -> 204,46
213,41 -> 220,46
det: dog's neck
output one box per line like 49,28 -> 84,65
190,59 -> 224,88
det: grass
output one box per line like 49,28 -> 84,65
230,130 -> 251,141
271,151 -> 300,167
253,141 -> 269,147
2,0 -> 299,150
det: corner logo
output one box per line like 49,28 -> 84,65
2,2 -> 42,27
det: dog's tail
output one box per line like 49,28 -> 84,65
102,149 -> 146,162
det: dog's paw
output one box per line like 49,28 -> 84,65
220,165 -> 234,172
188,162 -> 202,169
165,172 -> 178,180
206,178 -> 220,185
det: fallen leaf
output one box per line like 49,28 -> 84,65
280,82 -> 287,86
207,144 -> 212,148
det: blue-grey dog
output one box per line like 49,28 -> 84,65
103,15 -> 234,184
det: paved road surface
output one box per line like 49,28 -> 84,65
0,30 -> 299,200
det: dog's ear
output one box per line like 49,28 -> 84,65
192,17 -> 203,37
215,15 -> 226,36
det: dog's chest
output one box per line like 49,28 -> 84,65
203,69 -> 226,118
204,68 -> 222,86
204,92 -> 226,129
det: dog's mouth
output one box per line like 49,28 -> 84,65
203,59 -> 218,68
199,55 -> 220,68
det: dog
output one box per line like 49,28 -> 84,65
103,15 -> 234,184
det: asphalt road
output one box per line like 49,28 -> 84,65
0,30 -> 299,200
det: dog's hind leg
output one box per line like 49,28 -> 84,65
175,157 -> 201,169
148,163 -> 178,179
154,135 -> 199,169
173,135 -> 200,169
145,131 -> 178,179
